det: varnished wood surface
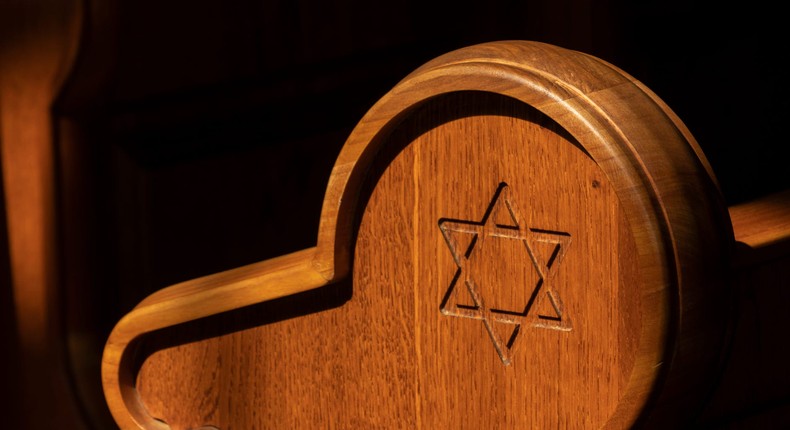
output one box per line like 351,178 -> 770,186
2,2 -> 787,427
315,41 -> 732,428
102,248 -> 328,429
136,93 -> 642,429
103,41 -> 733,428
351,93 -> 641,428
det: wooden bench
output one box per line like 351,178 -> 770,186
101,41 -> 790,429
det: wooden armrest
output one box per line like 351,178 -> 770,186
730,189 -> 790,267
101,248 -> 328,429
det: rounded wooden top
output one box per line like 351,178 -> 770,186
353,91 -> 641,428
102,41 -> 734,430
315,41 -> 733,428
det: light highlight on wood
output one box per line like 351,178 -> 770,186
101,41 -> 734,429
101,248 -> 328,429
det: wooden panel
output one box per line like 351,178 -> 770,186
105,41 -> 732,429
2,0 -> 785,427
358,93 -> 641,428
135,92 -> 641,429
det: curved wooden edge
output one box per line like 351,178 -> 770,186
101,247 -> 330,429
575,51 -> 724,198
102,40 -> 734,429
313,40 -> 732,427
315,39 -> 729,285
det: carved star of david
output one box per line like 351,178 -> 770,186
439,182 -> 572,365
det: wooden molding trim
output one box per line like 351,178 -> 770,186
314,41 -> 732,426
101,247 -> 328,429
102,41 -> 733,428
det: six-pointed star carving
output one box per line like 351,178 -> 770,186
439,182 -> 572,365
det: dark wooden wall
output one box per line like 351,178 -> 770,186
1,1 -> 787,429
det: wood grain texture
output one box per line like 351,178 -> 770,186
314,41 -> 732,428
101,248 -> 328,429
103,41 -> 733,429
135,93 -> 641,429
354,93 -> 642,428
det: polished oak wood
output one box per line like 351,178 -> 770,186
100,41 -> 786,429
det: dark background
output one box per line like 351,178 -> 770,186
1,0 -> 788,428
